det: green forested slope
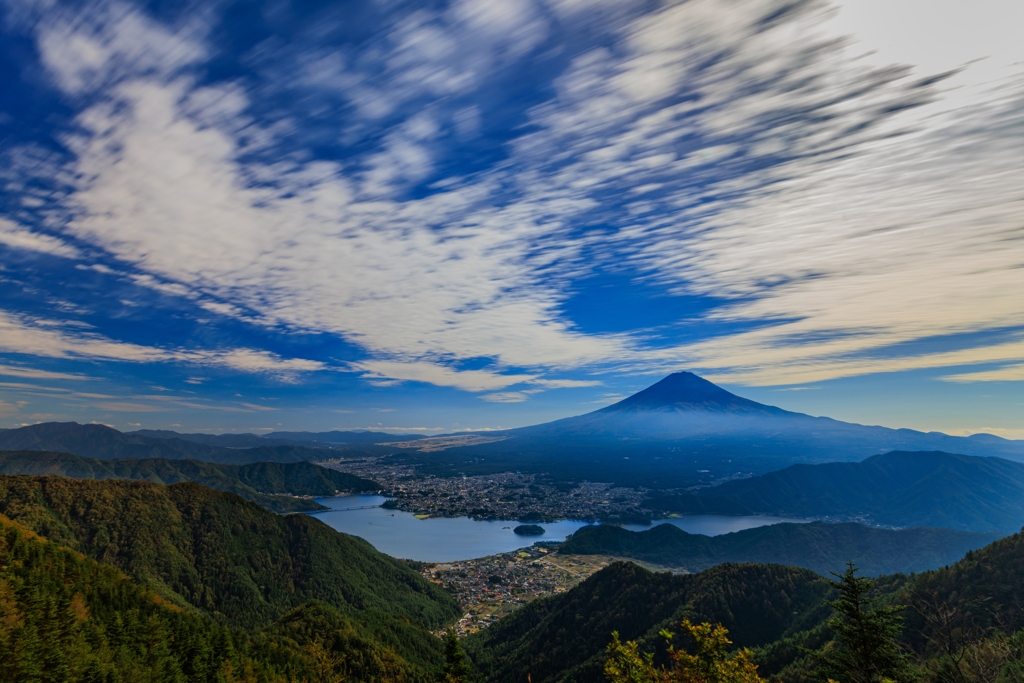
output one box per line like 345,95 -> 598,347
464,561 -> 832,683
646,451 -> 1024,532
0,513 -> 447,682
559,521 -> 1001,576
899,530 -> 1024,651
0,450 -> 377,513
756,528 -> 1024,683
467,530 -> 1023,683
0,512 -> 256,682
0,475 -> 459,630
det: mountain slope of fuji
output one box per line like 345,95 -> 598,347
388,372 -> 1024,488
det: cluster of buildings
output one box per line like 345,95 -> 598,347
323,456 -> 651,522
421,545 -> 614,636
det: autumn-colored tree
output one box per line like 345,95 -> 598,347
605,619 -> 766,683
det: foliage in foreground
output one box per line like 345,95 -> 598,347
605,619 -> 765,683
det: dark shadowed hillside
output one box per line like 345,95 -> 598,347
0,450 -> 378,512
0,475 -> 460,630
646,450 -> 1024,532
0,513 -> 449,681
467,530 -> 1023,683
559,521 -> 1002,576
464,561 -> 833,683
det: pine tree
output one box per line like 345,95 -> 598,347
440,629 -> 472,682
810,562 -> 915,683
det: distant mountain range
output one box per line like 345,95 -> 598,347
0,421 -> 413,464
6,376 -> 1022,491
388,372 -> 1024,488
646,450 -> 1024,532
0,450 -> 378,512
558,521 -> 1002,576
129,428 -> 423,447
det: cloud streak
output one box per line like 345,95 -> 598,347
1,0 -> 1020,397
0,310 -> 324,379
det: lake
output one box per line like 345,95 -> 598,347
310,494 -> 809,562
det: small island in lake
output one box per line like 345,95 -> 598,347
514,524 -> 545,536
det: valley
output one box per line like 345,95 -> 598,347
3,3 -> 1020,679
1,374 -> 1022,682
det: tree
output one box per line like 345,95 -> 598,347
440,629 -> 472,683
605,619 -> 766,683
809,562 -> 915,683
304,638 -> 348,683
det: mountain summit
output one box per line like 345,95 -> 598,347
385,371 -> 1024,489
599,372 -> 787,415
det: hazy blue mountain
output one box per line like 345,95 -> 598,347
265,430 -> 423,444
646,450 -> 1024,532
559,521 -> 1002,576
0,422 -> 336,464
129,428 -> 293,448
389,372 -> 1024,488
0,450 -> 378,512
128,428 -> 422,447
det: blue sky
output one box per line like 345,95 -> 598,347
0,0 -> 1022,437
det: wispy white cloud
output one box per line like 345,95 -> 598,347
0,219 -> 80,258
941,364 -> 1024,384
212,349 -> 324,374
479,391 -> 533,403
0,310 -> 182,363
8,0 -> 1023,395
0,310 -> 323,379
528,378 -> 602,389
0,364 -> 91,380
352,360 -> 534,393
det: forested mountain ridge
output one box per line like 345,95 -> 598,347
0,450 -> 377,513
464,561 -> 834,683
0,512 -> 449,681
466,529 -> 1024,683
0,475 -> 460,630
558,521 -> 1002,576
899,530 -> 1024,651
646,450 -> 1024,532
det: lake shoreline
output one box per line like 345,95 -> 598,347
309,494 -> 812,563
